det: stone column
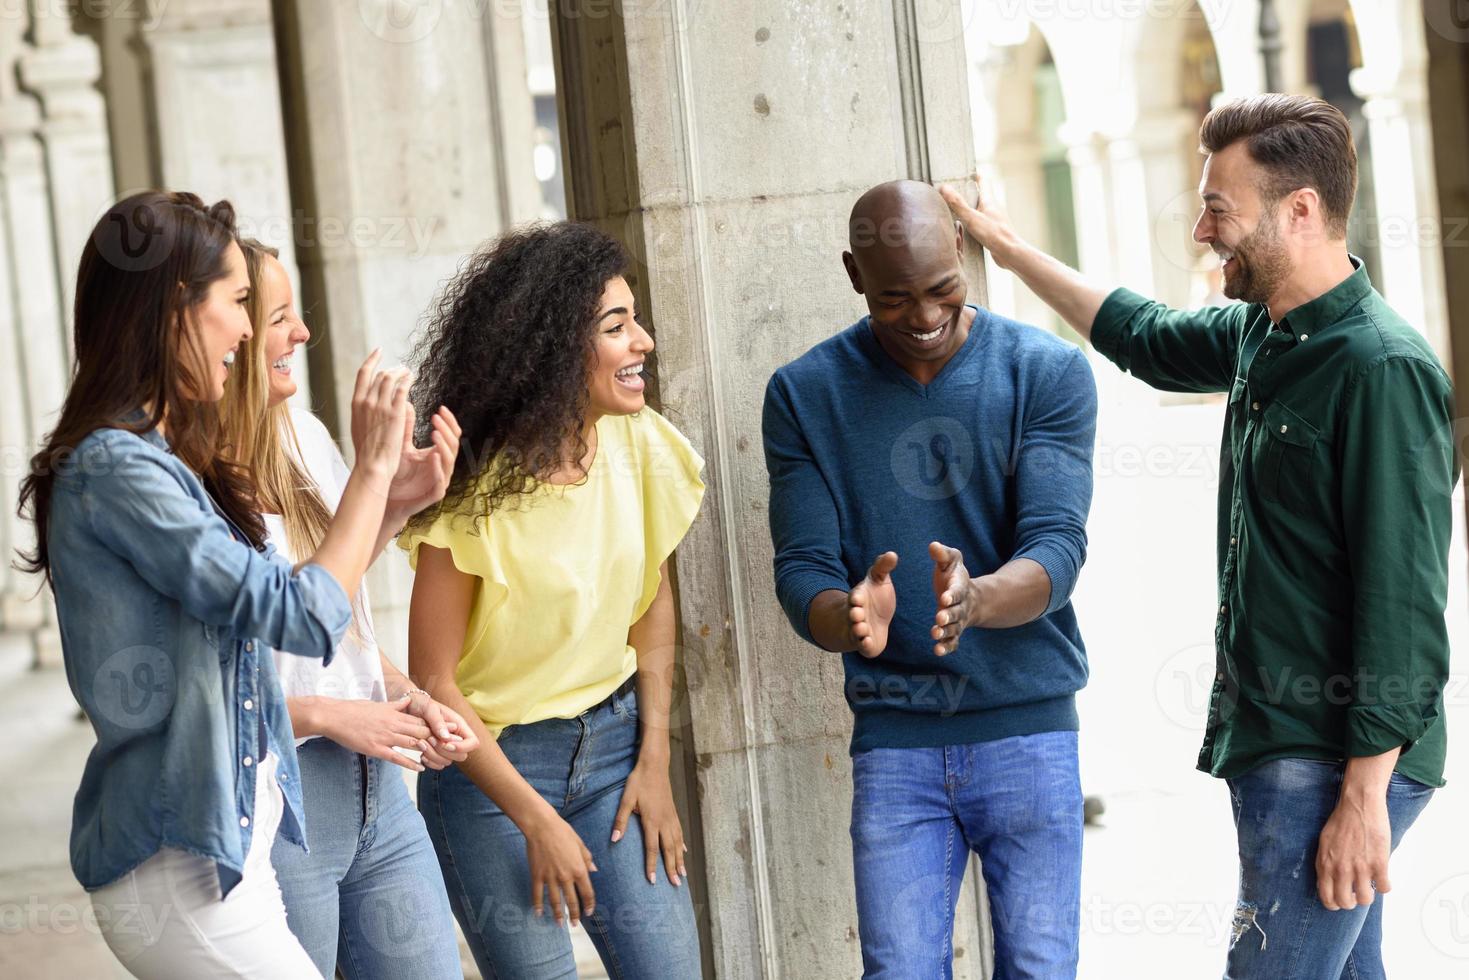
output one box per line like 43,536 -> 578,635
1060,123 -> 1118,284
1105,109 -> 1203,309
20,0 -> 116,351
130,0 -> 307,403
1351,60 -> 1450,359
271,0 -> 520,663
551,2 -> 991,976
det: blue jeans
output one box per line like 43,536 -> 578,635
1224,758 -> 1434,979
418,683 -> 701,979
851,730 -> 1083,979
272,737 -> 462,979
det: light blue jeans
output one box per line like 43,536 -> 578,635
851,730 -> 1084,979
271,737 -> 462,979
418,682 -> 701,979
1224,758 -> 1434,979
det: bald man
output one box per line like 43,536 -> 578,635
762,180 -> 1097,978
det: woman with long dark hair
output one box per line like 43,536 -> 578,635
17,191 -> 447,978
402,222 -> 705,977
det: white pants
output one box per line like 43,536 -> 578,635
90,753 -> 319,979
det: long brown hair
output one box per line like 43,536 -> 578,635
16,191 -> 266,584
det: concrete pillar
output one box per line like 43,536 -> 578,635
270,0 -> 520,664
1106,109 -> 1203,309
1061,123 -> 1117,284
20,0 -> 115,350
550,2 -> 990,976
1348,0 -> 1451,360
141,0 -> 310,406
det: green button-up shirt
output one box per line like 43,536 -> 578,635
1091,260 -> 1456,787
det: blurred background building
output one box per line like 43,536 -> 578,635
1,1 -> 1467,977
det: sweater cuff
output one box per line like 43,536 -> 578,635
1012,542 -> 1077,617
780,572 -> 852,647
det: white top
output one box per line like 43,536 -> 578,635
264,408 -> 386,745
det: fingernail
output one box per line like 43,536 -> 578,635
648,873 -> 656,884
611,830 -> 622,842
672,874 -> 681,886
440,728 -> 450,739
590,863 -> 599,872
680,865 -> 687,877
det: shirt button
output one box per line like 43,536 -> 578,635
240,816 -> 250,828
1251,402 -> 1260,411
245,641 -> 255,652
1300,334 -> 1309,341
1216,672 -> 1225,681
243,756 -> 253,767
1280,424 -> 1288,434
1219,604 -> 1227,614
243,699 -> 254,710
1230,537 -> 1237,546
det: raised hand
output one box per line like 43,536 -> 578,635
849,552 -> 898,659
938,174 -> 1019,269
929,541 -> 979,656
349,349 -> 412,478
387,403 -> 462,519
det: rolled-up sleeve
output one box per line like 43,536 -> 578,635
82,435 -> 350,662
1338,356 -> 1456,758
1011,348 -> 1097,615
1091,287 -> 1245,394
762,373 -> 851,646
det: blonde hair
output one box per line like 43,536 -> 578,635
222,240 -> 365,642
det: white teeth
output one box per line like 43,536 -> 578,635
223,351 -> 235,367
912,325 -> 943,342
272,357 -> 291,371
616,363 -> 644,378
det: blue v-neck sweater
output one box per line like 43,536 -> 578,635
762,306 -> 1097,753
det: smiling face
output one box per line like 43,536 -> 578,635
256,255 -> 311,408
843,182 -> 972,382
1192,141 -> 1294,306
586,275 -> 654,419
185,239 -> 253,402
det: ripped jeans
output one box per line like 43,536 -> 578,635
1224,758 -> 1433,980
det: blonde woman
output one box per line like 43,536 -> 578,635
220,240 -> 475,979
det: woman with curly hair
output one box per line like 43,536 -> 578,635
401,221 -> 705,977
219,238 -> 472,978
18,191 -> 429,978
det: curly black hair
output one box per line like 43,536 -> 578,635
406,221 -> 631,528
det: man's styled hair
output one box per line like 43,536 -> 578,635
1199,94 -> 1357,239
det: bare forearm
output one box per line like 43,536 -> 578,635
302,464 -> 393,599
968,557 -> 1051,629
628,565 -> 676,763
1341,747 -> 1400,803
806,588 -> 856,653
287,695 -> 328,739
987,234 -> 1110,340
410,657 -> 553,828
379,652 -> 415,700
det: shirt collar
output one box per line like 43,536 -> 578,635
1276,254 -> 1372,336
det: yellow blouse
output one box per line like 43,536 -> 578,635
400,409 -> 705,738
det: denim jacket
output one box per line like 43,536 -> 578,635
48,423 -> 350,894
